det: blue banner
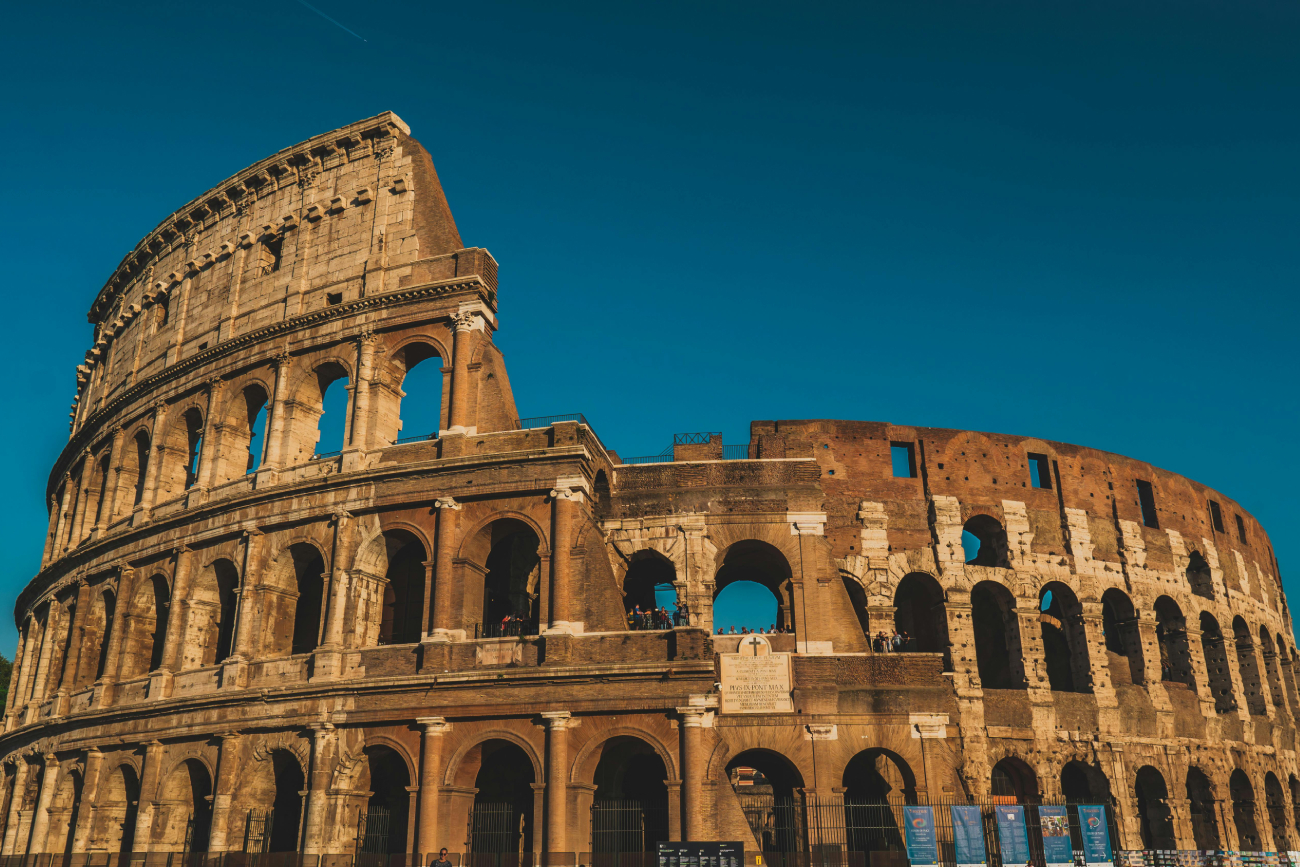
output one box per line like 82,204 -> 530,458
904,806 -> 940,867
1077,805 -> 1114,866
994,805 -> 1031,866
1038,806 -> 1073,867
951,805 -> 988,867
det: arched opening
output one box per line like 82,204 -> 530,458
893,572 -> 949,661
1232,616 -> 1267,715
971,581 -> 1025,689
468,740 -> 536,858
714,541 -> 795,634
1186,767 -> 1220,851
991,757 -> 1039,800
289,544 -> 326,655
1259,628 -> 1288,714
1187,551 -> 1214,599
313,363 -> 351,458
394,343 -> 444,442
963,515 -> 1009,568
727,749 -> 806,855
1200,613 -> 1236,711
269,751 -> 305,852
472,519 -> 542,638
47,769 -> 83,858
1154,597 -> 1195,690
1134,766 -> 1175,850
93,589 -> 117,682
1101,588 -> 1144,685
591,736 -> 670,853
1039,582 -> 1090,693
843,749 -> 917,860
377,532 -> 427,645
1265,772 -> 1290,852
623,552 -> 678,630
359,746 -> 411,854
1230,769 -> 1260,851
157,759 -> 212,853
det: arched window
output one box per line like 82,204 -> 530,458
591,737 -> 670,854
713,541 -> 795,634
1134,766 -> 1176,850
963,515 -> 1009,568
1187,551 -> 1214,599
893,572 -> 949,661
1039,582 -> 1090,693
1186,767 -> 1220,851
727,749 -> 806,854
313,364 -> 350,458
971,581 -> 1024,689
1154,597 -> 1195,689
1230,769 -> 1261,850
1199,613 -> 1236,711
359,747 -> 410,854
1232,615 -> 1267,715
1101,588 -> 1144,685
394,343 -> 444,442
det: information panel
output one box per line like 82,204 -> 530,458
658,841 -> 744,867
951,805 -> 988,867
1037,806 -> 1073,867
1077,805 -> 1114,867
903,806 -> 940,867
994,805 -> 1031,867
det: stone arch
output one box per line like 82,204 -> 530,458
713,539 -> 795,633
963,514 -> 1009,568
571,726 -> 679,785
1135,765 -> 1176,849
971,579 -> 1025,689
1186,766 -> 1221,850
442,729 -> 544,788
1039,581 -> 1090,693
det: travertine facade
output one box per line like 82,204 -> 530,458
3,112 -> 1296,861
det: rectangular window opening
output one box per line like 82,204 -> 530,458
1028,453 -> 1052,489
1235,514 -> 1248,544
1209,499 -> 1225,534
1136,479 -> 1159,529
890,442 -> 917,478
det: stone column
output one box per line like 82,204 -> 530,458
302,723 -> 335,854
1,761 -> 30,856
26,754 -> 60,854
224,530 -> 262,687
258,352 -> 292,478
131,740 -> 166,853
153,545 -> 194,698
446,312 -> 479,434
96,426 -> 126,532
417,717 -> 451,855
70,747 -> 102,852
545,486 -> 583,635
344,331 -> 378,469
206,733 -> 242,852
428,498 -> 461,640
542,712 -> 572,854
678,707 -> 706,841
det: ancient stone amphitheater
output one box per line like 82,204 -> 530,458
3,112 -> 1296,866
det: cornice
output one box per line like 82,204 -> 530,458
53,275 -> 489,495
87,112 -> 409,324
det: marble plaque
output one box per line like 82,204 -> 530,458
719,651 -> 793,714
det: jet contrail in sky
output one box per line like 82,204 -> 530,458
295,0 -> 367,42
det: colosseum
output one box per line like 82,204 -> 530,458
2,111 -> 1296,867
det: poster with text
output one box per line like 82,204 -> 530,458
1077,805 -> 1114,867
1038,806 -> 1073,867
951,805 -> 988,867
904,806 -> 940,867
995,805 -> 1031,866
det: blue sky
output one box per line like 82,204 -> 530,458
1,0 -> 1297,649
